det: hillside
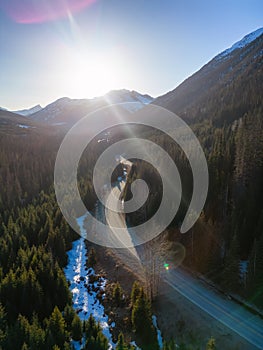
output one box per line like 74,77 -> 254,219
0,109 -> 48,135
154,28 -> 263,126
29,90 -> 153,127
126,29 -> 263,307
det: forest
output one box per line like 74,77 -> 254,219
122,37 -> 263,307
0,32 -> 262,349
0,129 -> 164,349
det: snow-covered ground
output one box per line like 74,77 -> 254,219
64,211 -> 163,350
216,27 -> 263,60
152,315 -> 163,349
17,124 -> 35,129
64,214 -> 115,349
130,341 -> 141,349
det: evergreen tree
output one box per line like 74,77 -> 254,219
163,340 -> 177,350
116,333 -> 126,350
71,314 -> 82,341
63,304 -> 75,331
84,315 -> 109,350
131,288 -> 158,350
131,281 -> 141,305
206,337 -> 216,350
47,306 -> 68,348
247,233 -> 263,306
0,303 -> 6,343
221,235 -> 240,292
88,247 -> 97,268
113,282 -> 123,307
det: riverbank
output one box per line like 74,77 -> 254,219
64,214 -> 115,349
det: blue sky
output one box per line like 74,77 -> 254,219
0,0 -> 262,110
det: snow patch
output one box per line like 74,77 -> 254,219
130,341 -> 141,349
52,122 -> 67,126
71,340 -> 83,350
152,315 -> 163,349
15,105 -> 42,116
17,124 -> 35,129
64,213 -> 115,349
217,27 -> 263,60
104,89 -> 153,113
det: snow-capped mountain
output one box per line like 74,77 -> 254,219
216,27 -> 263,59
154,27 -> 263,122
29,90 -> 153,126
14,104 -> 43,116
103,89 -> 153,112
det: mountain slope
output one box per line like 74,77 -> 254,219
0,109 -> 47,135
30,89 -> 153,127
135,28 -> 263,300
154,28 -> 263,126
14,104 -> 43,116
217,27 -> 263,59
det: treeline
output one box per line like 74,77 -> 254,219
0,186 -> 81,349
122,106 -> 263,306
0,128 -> 118,349
107,280 -> 159,350
110,279 -> 217,350
148,34 -> 263,305
0,132 -> 59,210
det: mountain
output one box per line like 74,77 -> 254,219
216,27 -> 263,59
119,28 -> 263,307
14,104 -> 43,116
154,27 -> 263,126
0,109 -> 46,135
29,90 -> 153,127
154,28 -> 263,266
104,89 -> 153,112
0,109 -> 56,138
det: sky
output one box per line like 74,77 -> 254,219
0,0 -> 263,110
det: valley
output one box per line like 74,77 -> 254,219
0,21 -> 263,350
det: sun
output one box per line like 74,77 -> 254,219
62,50 -> 126,98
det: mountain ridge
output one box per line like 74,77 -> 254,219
28,89 -> 153,126
14,104 -> 43,116
153,27 -> 263,125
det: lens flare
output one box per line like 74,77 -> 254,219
54,103 -> 209,248
1,0 -> 96,24
164,263 -> 170,271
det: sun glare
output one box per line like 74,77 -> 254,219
61,51 -> 126,98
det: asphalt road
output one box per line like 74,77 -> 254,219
103,178 -> 263,349
164,268 -> 263,349
96,180 -> 144,275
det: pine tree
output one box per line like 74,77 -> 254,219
221,235 -> 239,292
0,303 -> 6,344
47,306 -> 67,348
113,282 -> 123,307
88,247 -> 96,268
131,281 -> 141,305
163,340 -> 177,350
247,233 -> 263,306
63,304 -> 75,331
116,333 -> 126,350
131,288 -> 158,349
206,336 -> 216,350
71,314 -> 82,341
